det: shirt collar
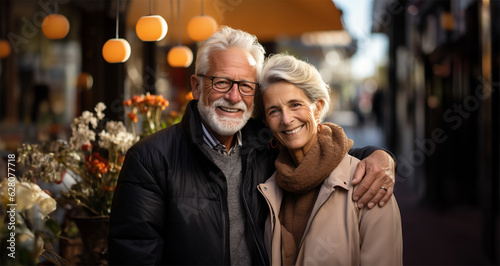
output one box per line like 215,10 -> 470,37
201,122 -> 242,156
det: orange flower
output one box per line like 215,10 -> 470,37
85,152 -> 110,175
159,98 -> 169,110
145,93 -> 155,106
123,99 -> 132,106
155,95 -> 166,107
127,112 -> 138,123
131,95 -> 144,104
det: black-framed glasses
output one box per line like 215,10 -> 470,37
197,74 -> 260,96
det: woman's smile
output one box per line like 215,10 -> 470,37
283,125 -> 304,135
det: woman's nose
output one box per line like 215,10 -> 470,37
281,109 -> 294,125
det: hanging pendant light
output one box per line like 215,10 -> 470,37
167,46 -> 193,67
76,72 -> 94,91
0,4 -> 10,58
167,0 -> 193,68
102,38 -> 131,63
102,0 -> 131,63
136,15 -> 168,41
0,39 -> 11,58
42,14 -> 70,39
136,0 -> 168,41
187,0 -> 218,41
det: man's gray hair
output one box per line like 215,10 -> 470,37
195,26 -> 265,81
259,54 -> 331,122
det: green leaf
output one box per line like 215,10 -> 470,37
45,219 -> 61,237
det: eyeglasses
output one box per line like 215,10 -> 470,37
197,74 -> 260,96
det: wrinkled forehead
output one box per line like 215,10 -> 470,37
207,48 -> 258,78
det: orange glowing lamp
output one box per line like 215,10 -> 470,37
167,46 -> 193,68
42,14 -> 70,39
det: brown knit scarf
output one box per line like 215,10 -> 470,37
275,122 -> 353,266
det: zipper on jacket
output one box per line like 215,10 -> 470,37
205,160 -> 230,265
241,149 -> 267,265
219,181 -> 230,265
221,205 -> 227,264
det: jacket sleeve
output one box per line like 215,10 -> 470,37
109,148 -> 166,265
358,196 -> 403,265
348,146 -> 396,161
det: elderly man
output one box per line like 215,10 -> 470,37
109,26 -> 395,265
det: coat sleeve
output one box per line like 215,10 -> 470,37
108,148 -> 166,265
348,146 -> 396,161
358,195 -> 403,265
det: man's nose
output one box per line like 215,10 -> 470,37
224,83 -> 242,103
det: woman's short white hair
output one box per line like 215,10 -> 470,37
195,26 -> 265,80
259,54 -> 331,122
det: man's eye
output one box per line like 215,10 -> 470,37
215,80 -> 230,86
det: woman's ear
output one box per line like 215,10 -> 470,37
190,75 -> 201,100
314,99 -> 325,120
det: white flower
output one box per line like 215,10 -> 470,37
15,181 -> 56,217
0,180 -> 57,218
98,121 -> 139,153
89,117 -> 98,129
95,102 -> 106,120
81,111 -> 93,123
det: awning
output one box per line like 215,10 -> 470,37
127,0 -> 344,44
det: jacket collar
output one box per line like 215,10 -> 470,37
181,100 -> 205,146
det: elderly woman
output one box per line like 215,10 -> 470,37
258,54 -> 403,265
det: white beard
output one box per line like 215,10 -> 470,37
197,97 -> 253,136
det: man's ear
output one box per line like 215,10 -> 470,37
190,75 -> 201,100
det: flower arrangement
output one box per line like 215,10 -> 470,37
123,92 -> 171,137
123,92 -> 189,137
17,103 -> 139,217
0,179 -> 59,265
10,93 -> 190,264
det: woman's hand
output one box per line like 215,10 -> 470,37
351,150 -> 395,209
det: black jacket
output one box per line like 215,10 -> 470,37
108,100 -> 382,265
109,100 -> 277,265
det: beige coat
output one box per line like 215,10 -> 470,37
258,154 -> 403,266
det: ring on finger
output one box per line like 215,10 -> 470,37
380,186 -> 388,192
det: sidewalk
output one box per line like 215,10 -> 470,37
396,182 -> 489,265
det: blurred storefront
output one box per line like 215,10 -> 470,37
373,0 -> 499,263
